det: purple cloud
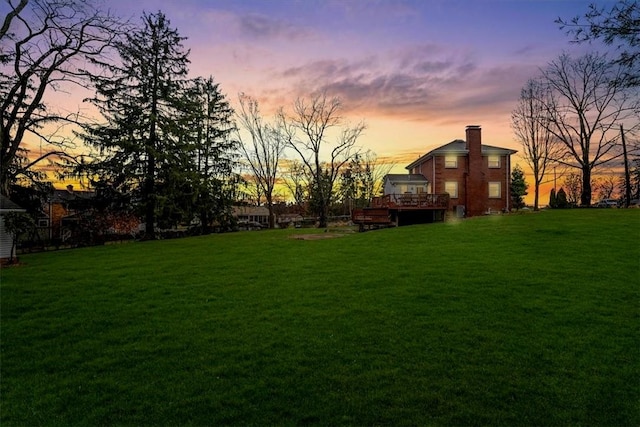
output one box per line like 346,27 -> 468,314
268,44 -> 543,126
237,13 -> 311,40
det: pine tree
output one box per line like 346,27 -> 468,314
183,77 -> 240,233
549,188 -> 557,208
510,164 -> 528,210
82,11 -> 190,239
556,187 -> 569,208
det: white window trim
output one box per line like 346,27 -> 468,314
489,182 -> 501,198
445,155 -> 457,168
445,181 -> 458,198
488,155 -> 500,168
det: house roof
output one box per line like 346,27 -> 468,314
405,139 -> 518,170
384,174 -> 429,183
0,194 -> 26,212
233,206 -> 270,216
50,188 -> 95,203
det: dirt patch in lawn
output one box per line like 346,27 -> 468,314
289,232 -> 352,240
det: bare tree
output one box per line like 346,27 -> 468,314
511,78 -> 564,211
236,94 -> 288,228
284,93 -> 365,228
239,172 -> 264,206
557,0 -> 639,87
339,150 -> 392,213
359,150 -> 393,203
0,0 -> 126,195
538,52 -> 639,206
281,159 -> 309,210
594,174 -> 619,201
0,0 -> 28,39
563,172 -> 583,205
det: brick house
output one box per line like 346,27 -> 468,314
43,185 -> 96,241
352,125 -> 517,230
405,125 -> 517,217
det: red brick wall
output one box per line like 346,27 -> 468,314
407,126 -> 512,216
465,126 -> 485,216
485,155 -> 510,213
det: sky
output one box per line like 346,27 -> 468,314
103,0 -> 610,160
21,0 -> 621,202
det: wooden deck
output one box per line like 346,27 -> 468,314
352,193 -> 449,231
351,208 -> 393,225
371,193 -> 449,209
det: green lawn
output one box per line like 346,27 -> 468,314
1,209 -> 639,426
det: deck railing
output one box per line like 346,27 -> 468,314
371,193 -> 449,209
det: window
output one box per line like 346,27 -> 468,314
445,155 -> 457,168
488,155 -> 500,168
444,181 -> 458,198
489,182 -> 501,198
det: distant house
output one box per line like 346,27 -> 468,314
352,125 -> 517,229
0,194 -> 26,262
277,213 -> 304,228
233,206 -> 269,229
45,185 -> 96,241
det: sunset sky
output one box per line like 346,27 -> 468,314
107,0 -> 610,159
24,0 -> 620,202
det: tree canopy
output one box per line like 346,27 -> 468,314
0,0 -> 126,195
557,0 -> 639,87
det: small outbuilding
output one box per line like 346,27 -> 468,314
1,194 -> 27,263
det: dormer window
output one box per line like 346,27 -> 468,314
445,155 -> 457,168
488,155 -> 500,168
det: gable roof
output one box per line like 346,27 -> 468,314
233,206 -> 269,216
0,194 -> 26,212
50,188 -> 95,203
384,174 -> 429,183
406,139 -> 518,170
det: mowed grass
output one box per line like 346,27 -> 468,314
1,209 -> 638,426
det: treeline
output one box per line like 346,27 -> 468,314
512,0 -> 640,210
1,1 -> 391,244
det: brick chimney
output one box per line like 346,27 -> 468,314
465,125 -> 486,216
466,125 -> 481,157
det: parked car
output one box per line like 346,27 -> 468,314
595,199 -> 618,208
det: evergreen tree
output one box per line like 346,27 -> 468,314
549,188 -> 557,208
338,164 -> 357,214
82,11 -> 191,239
556,188 -> 569,208
510,164 -> 528,210
183,77 -> 240,233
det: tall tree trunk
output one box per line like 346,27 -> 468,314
318,208 -> 328,229
145,152 -> 156,239
581,166 -> 592,207
621,124 -> 631,208
266,195 -> 275,229
200,206 -> 210,235
534,182 -> 540,211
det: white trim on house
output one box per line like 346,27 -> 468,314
0,195 -> 26,260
